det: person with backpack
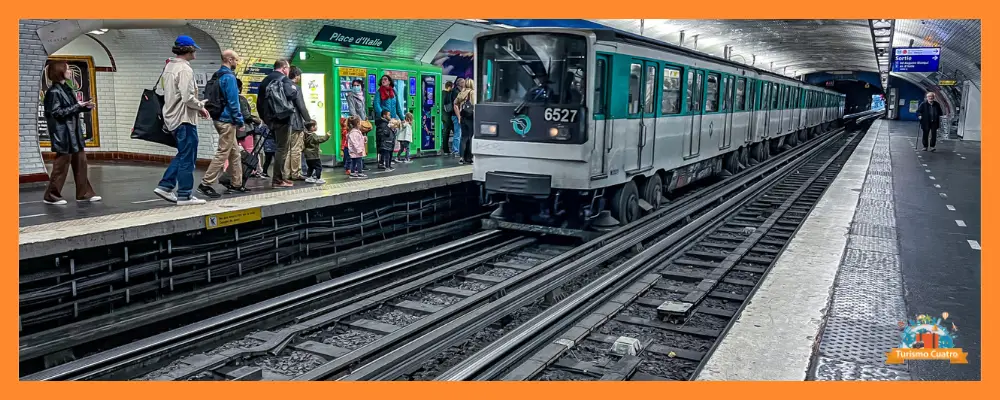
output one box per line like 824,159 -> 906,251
449,78 -> 466,156
454,78 -> 476,164
441,80 -> 455,155
197,49 -> 247,198
257,59 -> 299,188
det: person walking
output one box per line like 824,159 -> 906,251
235,78 -> 263,178
198,49 -> 248,197
284,66 -> 311,181
41,60 -> 100,205
257,59 -> 298,187
454,78 -> 476,164
917,92 -> 945,152
153,35 -> 210,205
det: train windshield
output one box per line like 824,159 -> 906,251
478,33 -> 587,106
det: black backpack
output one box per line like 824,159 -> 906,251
203,70 -> 231,120
266,77 -> 295,121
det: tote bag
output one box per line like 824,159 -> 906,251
130,64 -> 177,148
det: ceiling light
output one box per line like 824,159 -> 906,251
875,37 -> 891,43
873,28 -> 892,37
88,29 -> 108,35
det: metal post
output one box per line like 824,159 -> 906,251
679,30 -> 685,46
640,19 -> 645,36
693,35 -> 699,50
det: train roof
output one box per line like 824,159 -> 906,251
476,27 -> 842,96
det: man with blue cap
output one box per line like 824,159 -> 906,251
154,35 -> 211,205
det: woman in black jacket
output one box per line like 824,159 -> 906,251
917,92 -> 945,152
42,61 -> 100,205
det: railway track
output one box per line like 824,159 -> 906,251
22,113 -> 879,381
430,116 -> 879,381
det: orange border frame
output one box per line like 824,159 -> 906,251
9,4 -> 991,397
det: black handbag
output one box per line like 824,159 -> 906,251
130,65 -> 177,148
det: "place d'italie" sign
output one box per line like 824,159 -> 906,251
313,25 -> 396,52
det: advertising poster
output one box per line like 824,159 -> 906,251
238,59 -> 274,114
302,73 -> 326,135
909,100 -> 919,113
39,56 -> 100,148
431,38 -> 474,80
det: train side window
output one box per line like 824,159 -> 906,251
644,64 -> 657,114
770,84 -> 779,110
686,69 -> 703,112
762,82 -> 770,110
661,66 -> 681,114
720,76 -> 728,111
628,63 -> 642,115
594,58 -> 607,115
725,77 -> 735,111
735,78 -> 746,112
705,73 -> 720,112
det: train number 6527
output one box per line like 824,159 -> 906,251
544,108 -> 578,123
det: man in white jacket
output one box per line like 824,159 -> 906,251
153,35 -> 211,205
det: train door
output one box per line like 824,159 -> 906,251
721,75 -> 734,150
785,87 -> 794,132
591,55 -> 610,178
747,79 -> 757,142
639,61 -> 657,171
769,83 -> 781,137
760,82 -> 770,138
420,75 -> 438,152
624,61 -> 643,172
684,69 -> 704,158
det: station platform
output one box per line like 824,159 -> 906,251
697,119 -> 981,381
18,156 -> 473,261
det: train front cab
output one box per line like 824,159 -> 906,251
471,30 -> 606,229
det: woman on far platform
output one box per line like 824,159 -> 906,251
42,60 -> 101,205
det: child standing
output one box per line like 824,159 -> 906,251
347,116 -> 368,178
302,120 -> 330,184
396,112 -> 414,163
375,110 -> 397,171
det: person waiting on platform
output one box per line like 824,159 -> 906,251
41,60 -> 101,205
303,120 -> 331,184
374,74 -> 402,167
375,110 -> 398,171
285,66 -> 311,182
917,92 -> 945,152
346,116 -> 368,178
454,78 -> 476,165
396,112 -> 414,163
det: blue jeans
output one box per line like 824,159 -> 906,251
157,123 -> 199,200
350,157 -> 364,173
343,147 -> 350,171
451,116 -> 461,154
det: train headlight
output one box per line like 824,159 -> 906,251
480,123 -> 498,136
549,126 -> 570,141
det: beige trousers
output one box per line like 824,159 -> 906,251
284,130 -> 305,180
202,121 -> 243,187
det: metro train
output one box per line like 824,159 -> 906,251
470,28 -> 845,233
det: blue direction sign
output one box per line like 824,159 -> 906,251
892,47 -> 941,73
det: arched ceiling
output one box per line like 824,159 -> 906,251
587,19 -> 980,92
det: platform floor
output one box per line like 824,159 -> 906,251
19,156 -> 462,227
698,119 -> 981,381
19,155 -> 473,260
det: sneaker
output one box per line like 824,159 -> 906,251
314,178 -> 326,184
177,196 -> 207,206
404,159 -> 413,163
226,186 -> 251,194
459,159 -> 466,165
261,172 -> 270,178
43,198 -> 67,205
356,173 -> 368,178
198,184 -> 222,198
305,177 -> 317,183
387,167 -> 396,172
273,180 -> 294,188
154,187 -> 178,203
931,147 -> 937,152
345,170 -> 352,175
78,196 -> 103,202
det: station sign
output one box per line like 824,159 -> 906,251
313,25 -> 397,52
939,80 -> 957,86
892,47 -> 941,73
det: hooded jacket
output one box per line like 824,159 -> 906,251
375,117 -> 397,151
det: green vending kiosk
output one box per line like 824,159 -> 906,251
295,47 -> 445,166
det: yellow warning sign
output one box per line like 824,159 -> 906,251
205,207 -> 262,230
339,67 -> 367,77
939,80 -> 957,86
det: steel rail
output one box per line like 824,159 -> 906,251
437,121 -> 865,381
334,126 -> 854,381
21,228 -> 506,381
